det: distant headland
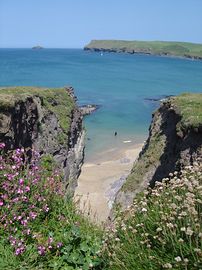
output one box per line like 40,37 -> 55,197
32,45 -> 43,50
84,40 -> 202,60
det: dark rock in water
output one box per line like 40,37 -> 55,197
144,95 -> 174,102
80,104 -> 101,116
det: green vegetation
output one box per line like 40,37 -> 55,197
40,154 -> 56,172
172,93 -> 202,130
0,145 -> 201,269
0,146 -> 103,270
84,40 -> 202,59
103,162 -> 202,269
0,87 -> 75,133
122,133 -> 166,192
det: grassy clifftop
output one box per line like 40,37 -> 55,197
173,93 -> 202,130
84,40 -> 202,59
0,86 -> 75,133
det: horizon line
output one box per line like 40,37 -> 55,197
1,39 -> 202,49
0,47 -> 83,49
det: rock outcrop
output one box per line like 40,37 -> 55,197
115,93 -> 202,209
79,104 -> 101,116
0,87 -> 85,195
32,46 -> 43,49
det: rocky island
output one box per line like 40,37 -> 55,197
32,45 -> 43,49
84,40 -> 202,59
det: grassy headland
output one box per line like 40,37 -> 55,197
84,40 -> 202,59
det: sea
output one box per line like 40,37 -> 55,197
0,49 -> 202,160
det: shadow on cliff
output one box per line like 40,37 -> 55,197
149,105 -> 202,187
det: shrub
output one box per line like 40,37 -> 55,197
103,159 -> 202,270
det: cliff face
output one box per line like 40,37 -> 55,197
115,93 -> 202,208
0,87 -> 85,195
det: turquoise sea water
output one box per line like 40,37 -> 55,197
0,49 -> 202,159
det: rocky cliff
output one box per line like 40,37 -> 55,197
0,87 -> 85,195
115,93 -> 202,208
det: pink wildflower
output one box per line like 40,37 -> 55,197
17,188 -> 23,194
26,229 -> 31,235
48,237 -> 53,244
43,204 -> 49,212
15,246 -> 25,256
25,186 -> 30,192
29,212 -> 37,220
37,245 -> 46,255
19,178 -> 24,185
0,143 -> 5,149
57,242 -> 63,248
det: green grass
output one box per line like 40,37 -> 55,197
0,201 -> 104,270
84,40 -> 202,58
122,133 -> 166,193
172,93 -> 202,130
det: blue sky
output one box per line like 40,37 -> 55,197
0,0 -> 202,48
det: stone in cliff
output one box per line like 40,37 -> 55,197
0,86 -> 85,196
115,93 -> 202,209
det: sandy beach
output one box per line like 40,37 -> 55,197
74,143 -> 143,223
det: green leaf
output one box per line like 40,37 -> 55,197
80,242 -> 89,252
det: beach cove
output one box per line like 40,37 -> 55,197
75,142 -> 143,222
1,48 -> 202,222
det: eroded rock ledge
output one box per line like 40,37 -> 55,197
0,86 -> 85,195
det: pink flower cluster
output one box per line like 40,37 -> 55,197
0,143 -> 64,256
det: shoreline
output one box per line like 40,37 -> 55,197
84,48 -> 202,61
74,142 -> 143,223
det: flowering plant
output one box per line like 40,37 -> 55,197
0,145 -> 63,256
103,160 -> 202,269
0,144 -> 103,269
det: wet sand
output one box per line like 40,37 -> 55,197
74,143 -> 143,223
